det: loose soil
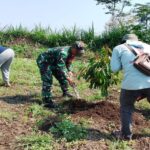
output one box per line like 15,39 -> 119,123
62,99 -> 150,149
0,97 -> 150,150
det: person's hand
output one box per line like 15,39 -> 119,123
67,78 -> 75,87
68,71 -> 74,78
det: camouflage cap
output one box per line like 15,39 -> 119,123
72,41 -> 85,54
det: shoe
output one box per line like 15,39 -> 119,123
42,98 -> 56,108
112,130 -> 132,141
43,101 -> 56,108
63,92 -> 74,98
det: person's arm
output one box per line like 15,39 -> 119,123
66,56 -> 75,75
66,62 -> 73,72
56,51 -> 69,77
56,51 -> 75,85
110,47 -> 122,72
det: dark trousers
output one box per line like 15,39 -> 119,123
37,64 -> 68,101
120,88 -> 150,136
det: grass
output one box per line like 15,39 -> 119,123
17,133 -> 54,150
26,104 -> 54,118
135,100 -> 150,110
0,55 -> 149,149
109,140 -> 132,150
50,119 -> 88,142
0,24 -> 149,149
0,109 -> 17,121
1,24 -> 149,57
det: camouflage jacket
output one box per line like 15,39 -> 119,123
38,46 -> 75,78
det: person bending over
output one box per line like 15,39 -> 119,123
37,41 -> 85,108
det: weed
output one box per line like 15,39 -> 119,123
26,104 -> 54,118
50,119 -> 87,142
109,140 -> 132,150
17,133 -> 54,150
0,109 -> 17,121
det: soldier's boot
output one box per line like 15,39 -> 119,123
43,98 -> 56,108
63,91 -> 74,98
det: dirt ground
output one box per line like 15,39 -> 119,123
63,99 -> 150,150
0,95 -> 150,150
0,102 -> 31,150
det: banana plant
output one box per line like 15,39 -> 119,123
79,46 -> 119,96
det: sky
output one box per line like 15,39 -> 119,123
0,0 -> 149,33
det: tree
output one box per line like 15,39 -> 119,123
95,0 -> 132,18
79,46 -> 119,96
133,3 -> 150,30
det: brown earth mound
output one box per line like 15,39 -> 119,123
63,100 -> 150,130
63,100 -> 120,122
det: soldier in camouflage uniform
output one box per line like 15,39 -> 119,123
37,41 -> 85,108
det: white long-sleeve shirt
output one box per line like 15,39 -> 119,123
111,40 -> 150,90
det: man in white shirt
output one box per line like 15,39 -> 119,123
111,34 -> 150,140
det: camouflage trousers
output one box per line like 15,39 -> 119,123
37,62 -> 69,102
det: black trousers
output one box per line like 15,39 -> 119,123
120,88 -> 150,136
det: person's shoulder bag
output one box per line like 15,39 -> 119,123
124,43 -> 150,76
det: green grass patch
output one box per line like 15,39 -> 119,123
17,133 -> 54,150
26,104 -> 54,118
136,100 -> 150,110
141,128 -> 150,135
11,58 -> 41,86
50,119 -> 87,142
109,140 -> 132,150
0,109 -> 17,121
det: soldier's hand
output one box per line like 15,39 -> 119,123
67,78 -> 75,87
68,71 -> 74,78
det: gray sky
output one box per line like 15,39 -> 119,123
0,0 -> 149,33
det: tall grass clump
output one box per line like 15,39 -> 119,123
0,24 -> 149,58
0,25 -> 29,44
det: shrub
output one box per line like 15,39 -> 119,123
50,119 -> 87,142
0,24 -> 149,56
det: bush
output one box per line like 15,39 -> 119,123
0,24 -> 149,56
50,119 -> 87,142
